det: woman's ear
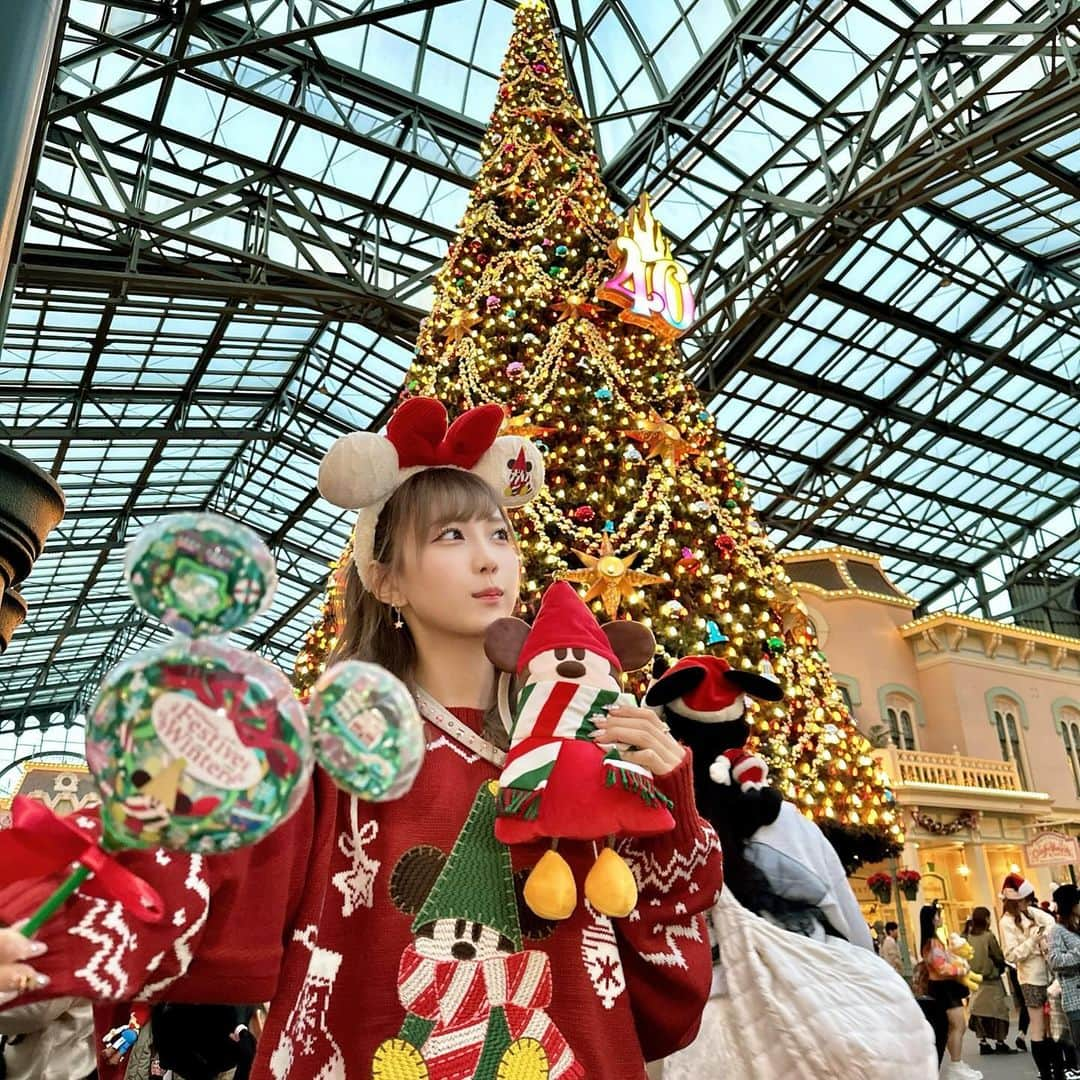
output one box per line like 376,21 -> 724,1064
366,560 -> 405,607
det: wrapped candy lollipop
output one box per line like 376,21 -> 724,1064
308,661 -> 425,801
11,512 -> 312,937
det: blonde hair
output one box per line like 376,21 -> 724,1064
328,467 -> 515,748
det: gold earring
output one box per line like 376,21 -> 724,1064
391,605 -> 404,630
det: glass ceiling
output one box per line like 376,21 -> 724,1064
2,0 -> 1078,732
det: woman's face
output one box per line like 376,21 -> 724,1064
392,513 -> 520,641
933,910 -> 942,928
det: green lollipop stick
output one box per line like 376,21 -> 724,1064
20,864 -> 93,937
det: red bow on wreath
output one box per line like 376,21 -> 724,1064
0,797 -> 165,924
160,664 -> 301,777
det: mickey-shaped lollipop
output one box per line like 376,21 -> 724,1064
7,513 -> 312,938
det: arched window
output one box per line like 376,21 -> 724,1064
885,693 -> 917,750
1060,706 -> 1080,797
992,697 -> 1029,789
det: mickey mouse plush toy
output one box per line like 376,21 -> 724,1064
485,581 -> 672,922
646,656 -> 872,948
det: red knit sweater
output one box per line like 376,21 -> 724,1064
0,708 -> 721,1078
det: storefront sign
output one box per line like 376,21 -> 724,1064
1025,830 -> 1080,866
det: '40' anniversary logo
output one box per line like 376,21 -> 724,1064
598,194 -> 695,341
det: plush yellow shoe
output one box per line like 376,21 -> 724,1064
498,1037 -> 550,1079
523,848 -> 577,920
584,847 -> 638,918
372,1038 -> 429,1079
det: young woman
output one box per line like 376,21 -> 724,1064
0,398 -> 722,1079
964,906 -> 1013,1055
999,873 -> 1058,1080
920,902 -> 982,1080
1048,884 -> 1080,1067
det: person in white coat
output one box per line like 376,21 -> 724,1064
0,997 -> 96,1080
999,873 -> 1059,1080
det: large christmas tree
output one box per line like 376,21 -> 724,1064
296,0 -> 900,867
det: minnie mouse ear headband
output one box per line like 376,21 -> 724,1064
317,397 -> 545,587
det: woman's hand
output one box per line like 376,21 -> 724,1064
592,705 -> 687,777
0,926 -> 49,1005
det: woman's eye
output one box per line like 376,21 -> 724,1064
436,527 -> 464,540
493,527 -> 510,541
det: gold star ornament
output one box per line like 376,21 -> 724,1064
439,308 -> 483,342
560,535 -> 665,618
620,409 -> 698,469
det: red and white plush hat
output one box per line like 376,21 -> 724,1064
317,397 -> 544,587
710,747 -> 770,790
515,580 -> 620,675
644,655 -> 784,724
1000,873 -> 1035,901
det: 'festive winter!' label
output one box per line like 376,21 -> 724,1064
152,692 -> 263,789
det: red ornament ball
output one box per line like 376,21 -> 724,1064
572,506 -> 596,523
677,548 -> 702,574
714,534 -> 736,554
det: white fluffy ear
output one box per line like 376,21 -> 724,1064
473,436 -> 544,507
318,432 -> 401,509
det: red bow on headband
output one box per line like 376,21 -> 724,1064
386,398 -> 504,470
0,797 -> 165,924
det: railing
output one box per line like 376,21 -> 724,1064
890,748 -> 1024,791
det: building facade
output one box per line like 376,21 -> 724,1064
784,548 -> 1080,965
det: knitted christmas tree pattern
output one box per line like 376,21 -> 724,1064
373,782 -> 584,1080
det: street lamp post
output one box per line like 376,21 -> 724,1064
892,856 -> 916,980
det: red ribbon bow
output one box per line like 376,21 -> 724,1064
0,797 -> 165,923
386,398 -> 504,470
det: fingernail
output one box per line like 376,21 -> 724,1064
35,973 -> 50,987
27,942 -> 47,957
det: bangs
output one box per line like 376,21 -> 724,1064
400,467 -> 504,540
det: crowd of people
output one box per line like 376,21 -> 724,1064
872,874 -> 1080,1080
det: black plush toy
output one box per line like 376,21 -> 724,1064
646,655 -> 872,947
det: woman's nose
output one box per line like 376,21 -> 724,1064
474,540 -> 500,571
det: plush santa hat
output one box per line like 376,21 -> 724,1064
644,655 -> 784,724
316,397 -> 544,586
709,747 -> 770,790
1000,873 -> 1035,901
515,581 -> 619,675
